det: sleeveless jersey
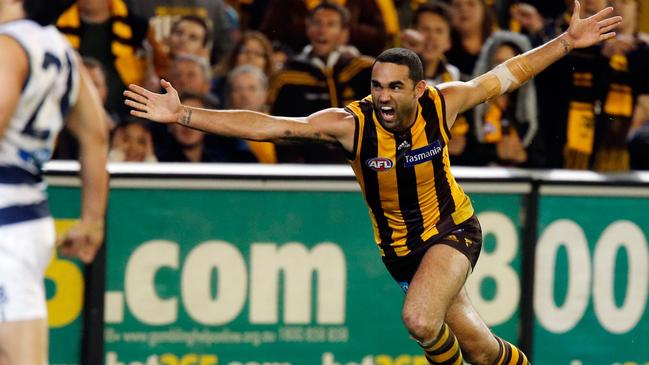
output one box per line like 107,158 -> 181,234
0,20 -> 79,226
346,86 -> 474,258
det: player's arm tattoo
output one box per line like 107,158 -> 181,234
180,108 -> 192,126
277,128 -> 329,144
560,38 -> 573,55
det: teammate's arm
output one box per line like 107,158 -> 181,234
0,35 -> 29,138
124,80 -> 357,153
57,58 -> 109,264
439,0 -> 621,126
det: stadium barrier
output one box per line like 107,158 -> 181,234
44,162 -> 649,365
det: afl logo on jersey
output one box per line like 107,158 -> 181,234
366,157 -> 394,171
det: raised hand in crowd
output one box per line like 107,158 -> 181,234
510,2 -> 545,35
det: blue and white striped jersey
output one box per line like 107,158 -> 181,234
0,19 -> 80,226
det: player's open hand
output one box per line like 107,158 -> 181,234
566,0 -> 622,49
57,220 -> 105,264
124,79 -> 182,124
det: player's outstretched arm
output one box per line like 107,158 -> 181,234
124,79 -> 356,150
439,0 -> 622,126
59,58 -> 109,264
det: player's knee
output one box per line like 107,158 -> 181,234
401,307 -> 443,343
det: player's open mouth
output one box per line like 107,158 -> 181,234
380,106 -> 396,122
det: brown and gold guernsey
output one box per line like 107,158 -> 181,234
345,86 -> 474,258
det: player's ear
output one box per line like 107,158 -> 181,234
415,79 -> 427,98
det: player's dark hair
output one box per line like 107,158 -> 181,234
23,0 -> 75,26
374,48 -> 424,83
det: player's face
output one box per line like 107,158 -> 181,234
306,8 -> 348,57
415,12 -> 452,63
371,62 -> 421,131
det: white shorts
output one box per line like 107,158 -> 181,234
0,217 -> 55,322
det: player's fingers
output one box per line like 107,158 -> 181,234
57,239 -> 77,257
128,83 -> 156,98
123,90 -> 149,104
78,237 -> 101,263
600,32 -> 617,41
160,79 -> 176,94
130,110 -> 149,118
78,248 -> 96,263
125,99 -> 148,111
600,22 -> 621,34
573,0 -> 581,20
598,16 -> 622,28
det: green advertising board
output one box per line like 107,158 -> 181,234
96,180 -> 526,365
533,187 -> 649,365
48,169 -> 649,365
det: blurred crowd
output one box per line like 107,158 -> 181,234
51,0 -> 649,171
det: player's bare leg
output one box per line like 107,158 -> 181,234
0,318 -> 48,365
446,288 -> 530,364
401,244 -> 470,363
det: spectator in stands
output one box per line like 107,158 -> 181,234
157,93 -> 257,162
472,31 -> 542,167
592,0 -> 649,171
227,65 -> 277,163
394,0 -> 428,38
411,2 -> 478,163
221,31 -> 275,77
447,0 -> 497,80
259,0 -> 388,56
84,57 -> 121,131
399,28 -> 425,54
170,54 -> 217,102
124,0 -> 234,63
54,57 -> 118,160
511,1 -> 613,45
510,0 -> 608,169
152,15 -> 212,84
57,0 -> 151,117
169,15 -> 211,58
109,119 -> 157,162
268,2 -> 373,163
152,55 -> 220,158
271,40 -> 295,74
413,2 -> 459,85
213,31 -> 275,100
